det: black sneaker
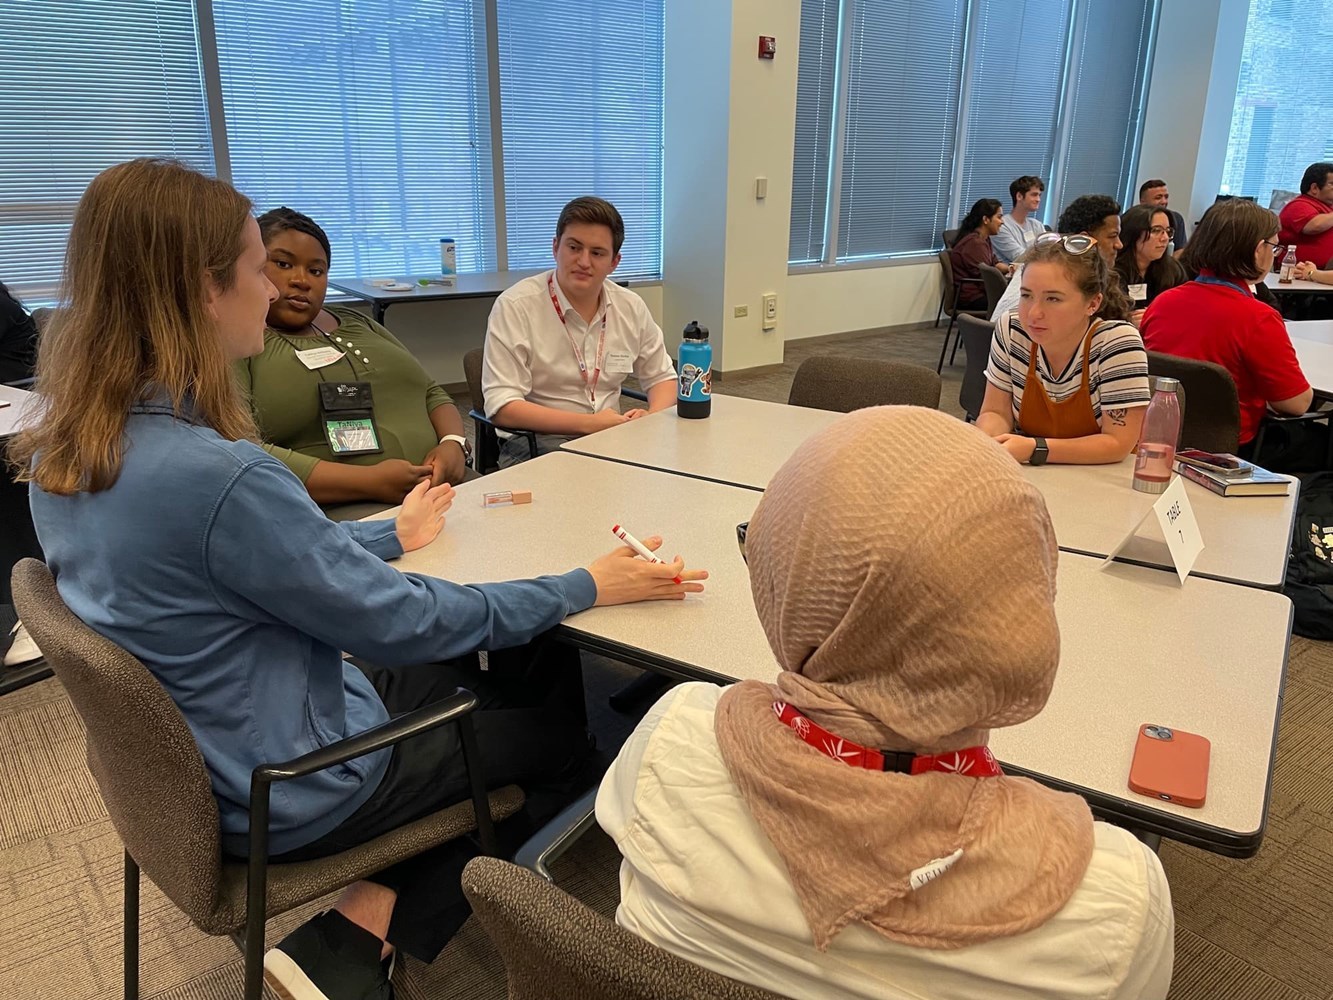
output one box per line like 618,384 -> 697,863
263,910 -> 394,1000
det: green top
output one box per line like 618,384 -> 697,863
236,305 -> 454,482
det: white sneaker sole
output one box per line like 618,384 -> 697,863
262,948 -> 333,1000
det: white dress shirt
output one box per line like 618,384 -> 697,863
597,683 -> 1175,1000
991,263 -> 1023,321
482,269 -> 676,419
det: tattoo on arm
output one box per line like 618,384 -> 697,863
1107,408 -> 1127,427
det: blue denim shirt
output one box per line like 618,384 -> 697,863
30,399 -> 596,855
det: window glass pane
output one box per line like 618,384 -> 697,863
213,0 -> 496,277
1222,0 -> 1333,207
836,0 -> 966,261
496,0 -> 664,279
0,0 -> 213,294
955,0 -> 1070,223
1056,0 -> 1155,210
789,0 -> 840,264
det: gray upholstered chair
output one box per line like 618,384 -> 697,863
1145,351 -> 1239,454
935,251 -> 987,372
978,262 -> 1009,316
957,315 -> 996,422
461,855 -> 785,1000
788,356 -> 942,413
11,558 -> 524,1000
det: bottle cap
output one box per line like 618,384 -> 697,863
683,320 -> 709,341
1153,377 -> 1181,391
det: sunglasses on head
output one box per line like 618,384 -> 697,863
1033,232 -> 1099,255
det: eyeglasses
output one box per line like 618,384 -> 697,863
736,521 -> 749,563
1033,232 -> 1099,255
1148,226 -> 1176,238
1264,238 -> 1282,255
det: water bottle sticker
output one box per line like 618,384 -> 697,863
679,363 -> 712,400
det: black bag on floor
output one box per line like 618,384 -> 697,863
1284,471 -> 1333,639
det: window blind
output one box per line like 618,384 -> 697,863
0,0 -> 213,294
788,0 -> 841,265
836,0 -> 966,260
954,0 -> 1070,224
1055,0 -> 1156,210
495,0 -> 664,279
211,0 -> 496,277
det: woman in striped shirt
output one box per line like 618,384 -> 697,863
978,234 -> 1151,465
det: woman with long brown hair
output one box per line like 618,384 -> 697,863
977,233 -> 1151,465
15,158 -> 706,1000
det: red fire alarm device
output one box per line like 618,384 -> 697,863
758,36 -> 776,60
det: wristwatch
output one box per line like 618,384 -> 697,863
439,433 -> 473,468
1029,437 -> 1049,466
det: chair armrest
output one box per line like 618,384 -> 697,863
956,277 -> 984,286
622,386 -> 647,403
3,377 -> 35,389
254,687 -> 479,784
513,785 -> 599,881
1265,410 -> 1331,426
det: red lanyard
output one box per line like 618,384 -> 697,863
548,272 -> 608,405
773,701 -> 1003,777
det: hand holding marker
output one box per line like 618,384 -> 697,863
612,524 -> 683,584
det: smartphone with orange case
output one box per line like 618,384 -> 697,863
1128,724 -> 1210,808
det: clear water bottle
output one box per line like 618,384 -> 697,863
677,320 -> 712,419
1279,245 -> 1297,284
1132,378 -> 1182,494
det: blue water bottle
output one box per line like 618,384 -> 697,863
677,320 -> 712,419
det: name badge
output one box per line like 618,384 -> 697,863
295,345 -> 346,370
606,351 -> 635,374
1128,283 -> 1148,303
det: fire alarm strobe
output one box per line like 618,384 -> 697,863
758,36 -> 776,60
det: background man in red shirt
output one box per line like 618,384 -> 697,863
1278,162 -> 1333,266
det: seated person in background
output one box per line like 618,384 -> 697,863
991,194 -> 1124,321
979,232 -> 1149,465
992,175 -> 1047,263
1295,260 -> 1333,284
1138,178 -> 1188,252
949,199 -> 1012,309
482,196 -> 676,467
1142,199 -> 1321,472
0,280 -> 39,384
599,406 -> 1174,1000
236,208 -> 469,510
1114,204 -> 1188,322
20,158 -> 708,1000
1278,161 -> 1333,266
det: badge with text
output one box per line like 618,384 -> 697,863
295,345 -> 346,370
605,351 -> 635,374
1101,475 -> 1203,583
1127,283 -> 1148,303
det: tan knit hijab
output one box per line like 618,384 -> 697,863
715,406 -> 1094,951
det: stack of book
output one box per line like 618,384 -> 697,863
1174,456 -> 1291,497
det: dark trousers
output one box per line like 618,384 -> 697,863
269,636 -> 589,962
1242,419 -> 1331,474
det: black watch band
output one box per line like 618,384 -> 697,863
1029,436 -> 1049,466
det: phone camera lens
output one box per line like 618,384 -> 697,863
1145,726 -> 1173,741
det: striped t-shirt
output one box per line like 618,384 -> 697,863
985,313 -> 1151,429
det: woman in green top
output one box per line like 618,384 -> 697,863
237,208 -> 469,506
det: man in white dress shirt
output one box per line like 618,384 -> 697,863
481,196 -> 676,467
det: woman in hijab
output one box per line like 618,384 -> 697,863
597,406 -> 1173,1000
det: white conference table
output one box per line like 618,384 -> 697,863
0,383 -> 37,438
560,393 -> 843,490
1286,320 -> 1333,395
1022,459 -> 1297,590
378,451 -> 1290,856
564,393 -> 1297,590
1264,272 -> 1328,294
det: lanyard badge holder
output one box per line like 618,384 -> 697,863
318,381 -> 384,457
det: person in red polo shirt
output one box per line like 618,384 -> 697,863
1141,199 -> 1323,472
1278,162 -> 1333,266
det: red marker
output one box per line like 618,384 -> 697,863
612,524 -> 682,584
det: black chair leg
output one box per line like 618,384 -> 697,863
934,297 -> 944,328
950,325 -> 965,365
124,852 -> 139,1000
243,854 -> 269,999
458,711 -> 498,856
937,314 -> 956,373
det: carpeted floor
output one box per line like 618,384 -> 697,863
2,322 -> 1331,999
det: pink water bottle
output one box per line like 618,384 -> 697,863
1132,378 -> 1181,494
